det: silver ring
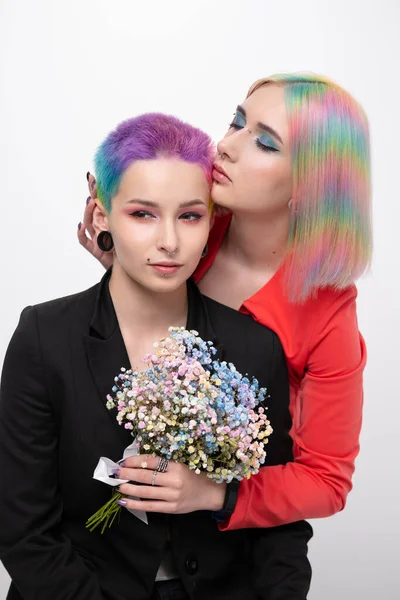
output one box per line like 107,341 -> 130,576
156,457 -> 169,473
151,470 -> 157,486
167,250 -> 177,257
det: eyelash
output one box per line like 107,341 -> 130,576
229,121 -> 279,153
130,210 -> 153,219
255,139 -> 278,153
180,212 -> 203,222
129,211 -> 203,222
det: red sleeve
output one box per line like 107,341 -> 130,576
220,287 -> 366,530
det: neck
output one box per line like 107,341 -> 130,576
225,209 -> 290,270
109,262 -> 188,335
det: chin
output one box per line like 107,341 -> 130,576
211,182 -> 234,209
143,275 -> 188,294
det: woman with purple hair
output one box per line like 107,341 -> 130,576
79,74 -> 371,557
0,113 -> 312,599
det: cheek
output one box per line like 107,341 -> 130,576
112,221 -> 152,256
241,156 -> 292,198
182,223 -> 210,254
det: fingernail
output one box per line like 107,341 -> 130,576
117,499 -> 127,506
78,222 -> 81,230
118,460 -> 126,467
86,171 -> 90,181
86,196 -> 91,205
90,180 -> 96,190
111,468 -> 120,477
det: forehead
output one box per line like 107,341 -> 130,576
242,84 -> 289,141
118,158 -> 210,198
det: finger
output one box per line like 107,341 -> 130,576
118,482 -> 176,501
118,466 -> 170,487
119,497 -> 178,514
123,455 -> 171,472
77,222 -> 94,251
87,172 -> 97,199
82,198 -> 97,239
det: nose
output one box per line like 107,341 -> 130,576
217,127 -> 249,162
216,136 -> 233,161
157,219 -> 179,256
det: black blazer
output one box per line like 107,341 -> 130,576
0,272 -> 312,600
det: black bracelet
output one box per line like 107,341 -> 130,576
212,480 -> 240,522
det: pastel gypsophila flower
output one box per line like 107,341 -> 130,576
105,328 -> 272,484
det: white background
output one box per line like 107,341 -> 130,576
0,0 -> 399,598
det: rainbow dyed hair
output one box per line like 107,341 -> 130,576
95,113 -> 215,213
248,73 -> 372,301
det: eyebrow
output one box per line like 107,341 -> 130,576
236,104 -> 284,145
126,199 -> 208,208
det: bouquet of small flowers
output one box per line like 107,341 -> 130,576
86,328 -> 272,532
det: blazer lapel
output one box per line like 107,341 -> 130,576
84,270 -> 133,446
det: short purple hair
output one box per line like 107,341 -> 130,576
95,113 -> 215,211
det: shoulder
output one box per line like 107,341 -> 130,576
10,282 -> 100,344
304,284 -> 359,341
310,283 -> 358,315
204,294 -> 276,334
202,295 -> 286,391
32,282 -> 100,318
303,285 -> 364,375
203,294 -> 282,356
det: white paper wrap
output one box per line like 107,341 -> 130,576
92,439 -> 148,525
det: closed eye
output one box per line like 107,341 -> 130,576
229,122 -> 243,130
255,139 -> 279,153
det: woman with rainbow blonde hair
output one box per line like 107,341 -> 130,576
80,72 -> 372,532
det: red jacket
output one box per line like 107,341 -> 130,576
195,215 -> 366,530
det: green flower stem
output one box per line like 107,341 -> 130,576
86,489 -> 125,534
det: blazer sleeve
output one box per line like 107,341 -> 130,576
248,330 -> 312,598
0,307 -> 104,600
220,288 -> 365,530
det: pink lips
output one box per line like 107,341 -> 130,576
149,262 -> 182,275
212,163 -> 231,184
